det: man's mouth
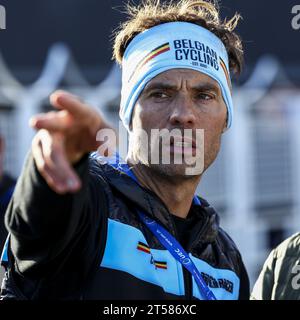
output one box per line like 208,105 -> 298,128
173,141 -> 193,147
166,136 -> 197,156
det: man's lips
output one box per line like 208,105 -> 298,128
169,136 -> 197,148
163,136 -> 197,155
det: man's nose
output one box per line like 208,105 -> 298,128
169,96 -> 196,127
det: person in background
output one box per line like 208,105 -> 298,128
251,232 -> 300,300
0,135 -> 16,282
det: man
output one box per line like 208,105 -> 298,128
251,233 -> 300,300
0,135 -> 15,282
1,0 -> 249,300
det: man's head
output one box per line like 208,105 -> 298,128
113,0 -> 243,178
114,0 -> 243,74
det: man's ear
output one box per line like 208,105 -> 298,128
222,117 -> 228,133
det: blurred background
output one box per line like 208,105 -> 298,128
0,0 -> 300,287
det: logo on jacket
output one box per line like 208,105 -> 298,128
137,241 -> 168,270
291,264 -> 300,289
201,272 -> 234,293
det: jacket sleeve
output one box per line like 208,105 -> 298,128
4,152 -> 102,277
238,255 -> 250,300
251,249 -> 276,300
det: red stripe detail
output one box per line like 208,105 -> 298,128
137,247 -> 151,254
155,265 -> 167,269
220,60 -> 231,87
140,47 -> 170,68
129,45 -> 170,82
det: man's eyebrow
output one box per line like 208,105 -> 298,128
143,82 -> 178,93
142,81 -> 221,94
191,82 -> 221,93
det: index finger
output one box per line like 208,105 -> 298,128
50,90 -> 90,118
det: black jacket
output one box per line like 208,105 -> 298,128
0,174 -> 15,250
0,174 -> 15,284
1,153 -> 249,300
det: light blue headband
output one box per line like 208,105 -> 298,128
120,21 -> 233,131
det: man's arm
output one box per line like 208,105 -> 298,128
5,152 -> 90,276
4,90 -> 113,278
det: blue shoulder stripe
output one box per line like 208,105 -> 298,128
101,218 -> 185,296
100,218 -> 240,299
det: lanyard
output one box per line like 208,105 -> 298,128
137,210 -> 216,300
108,158 -> 216,300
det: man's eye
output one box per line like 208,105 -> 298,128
197,93 -> 214,101
150,92 -> 169,99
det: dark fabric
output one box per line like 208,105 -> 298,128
0,174 -> 16,252
1,153 -> 250,300
171,208 -> 203,250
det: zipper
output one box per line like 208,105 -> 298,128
183,266 -> 193,300
180,208 -> 212,300
167,212 -> 194,300
136,185 -> 197,300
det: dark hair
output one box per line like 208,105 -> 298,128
113,0 -> 244,76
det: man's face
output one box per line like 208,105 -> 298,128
130,68 -> 227,178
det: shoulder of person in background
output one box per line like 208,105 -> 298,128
0,135 -> 17,210
0,173 -> 16,284
251,232 -> 300,300
0,173 -> 16,209
0,173 -> 16,249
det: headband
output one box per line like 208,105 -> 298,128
120,21 -> 233,131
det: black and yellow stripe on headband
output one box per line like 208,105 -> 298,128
219,57 -> 231,88
129,42 -> 170,82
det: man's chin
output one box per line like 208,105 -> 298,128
149,163 -> 201,178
